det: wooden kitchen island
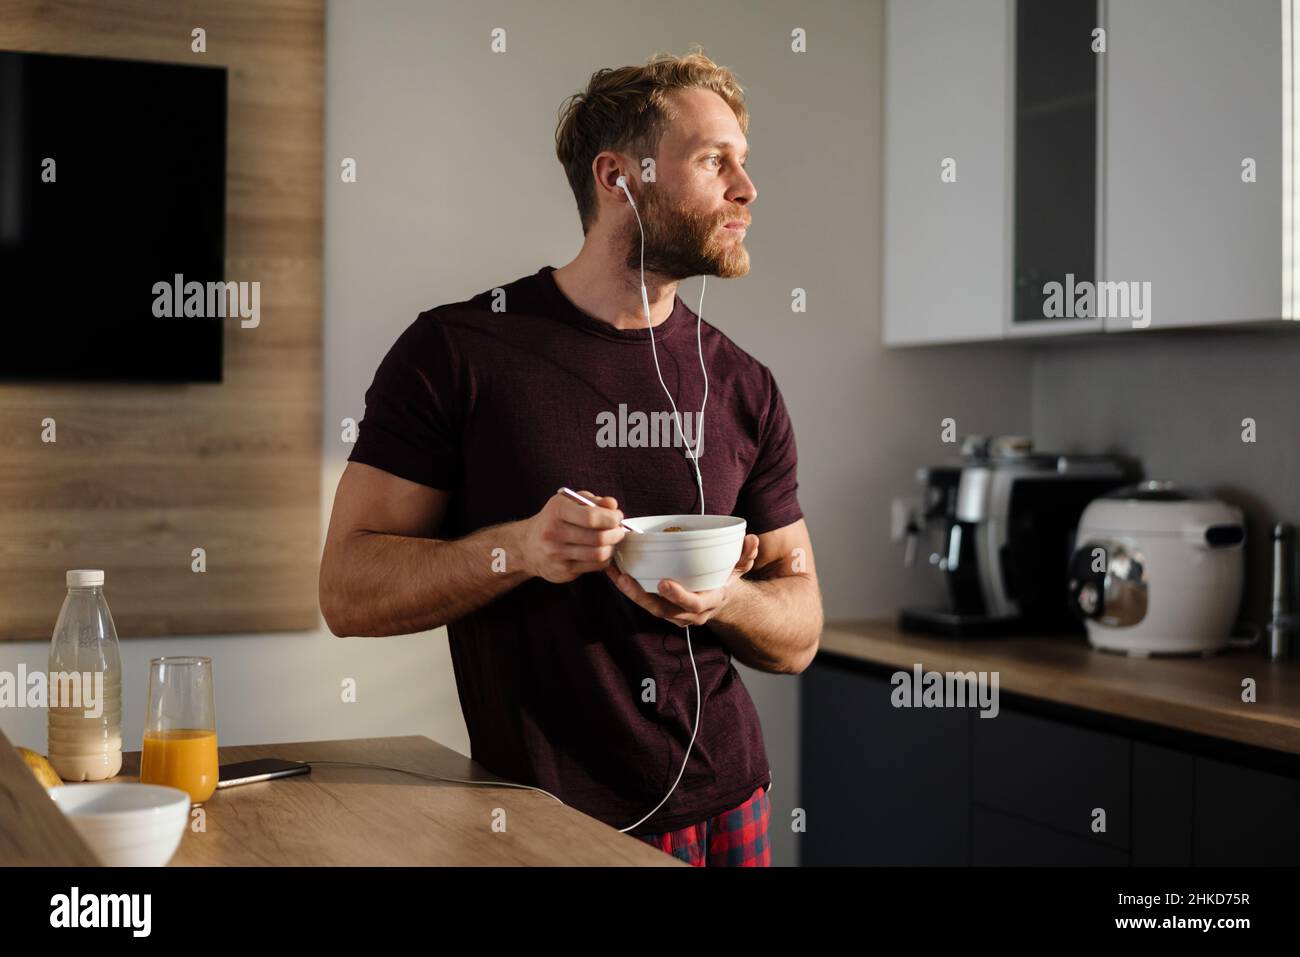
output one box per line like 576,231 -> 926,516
1,733 -> 684,867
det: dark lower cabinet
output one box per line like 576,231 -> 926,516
972,708 -> 1130,851
1194,757 -> 1300,865
1132,742 -> 1194,865
972,807 -> 1129,866
801,663 -> 968,864
801,655 -> 1300,866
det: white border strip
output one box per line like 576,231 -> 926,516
1285,0 -> 1295,318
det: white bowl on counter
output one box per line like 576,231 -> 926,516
48,782 -> 191,866
614,514 -> 747,592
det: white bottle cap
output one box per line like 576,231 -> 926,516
66,569 -> 105,587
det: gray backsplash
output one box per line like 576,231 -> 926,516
1032,327 -> 1300,639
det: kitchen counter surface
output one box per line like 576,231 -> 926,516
1,733 -> 684,866
0,729 -> 99,866
820,619 -> 1300,758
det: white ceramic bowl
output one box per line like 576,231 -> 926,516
48,782 -> 191,866
613,514 -> 747,593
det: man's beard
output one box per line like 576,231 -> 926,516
621,184 -> 750,281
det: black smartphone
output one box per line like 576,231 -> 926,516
216,758 -> 311,789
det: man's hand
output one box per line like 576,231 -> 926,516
519,490 -> 626,584
605,533 -> 760,628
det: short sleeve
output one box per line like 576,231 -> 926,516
735,368 -> 804,535
347,313 -> 462,491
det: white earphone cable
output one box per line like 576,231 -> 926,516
614,175 -> 709,834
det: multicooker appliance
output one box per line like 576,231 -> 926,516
1067,481 -> 1249,656
896,435 -> 1137,637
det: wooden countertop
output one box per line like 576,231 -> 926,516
0,729 -> 100,866
1,733 -> 683,866
820,619 -> 1300,757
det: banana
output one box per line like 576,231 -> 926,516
16,746 -> 64,789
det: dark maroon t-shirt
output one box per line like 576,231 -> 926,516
347,264 -> 804,835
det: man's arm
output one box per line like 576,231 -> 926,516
319,462 -> 627,636
320,462 -> 526,636
705,519 -> 823,675
606,518 -> 823,675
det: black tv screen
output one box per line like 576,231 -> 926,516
0,50 -> 227,382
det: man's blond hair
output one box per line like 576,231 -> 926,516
554,46 -> 748,235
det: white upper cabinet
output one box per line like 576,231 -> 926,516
1103,0 -> 1282,332
883,0 -> 1013,345
883,0 -> 1294,346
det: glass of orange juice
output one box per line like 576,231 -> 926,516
139,656 -> 218,804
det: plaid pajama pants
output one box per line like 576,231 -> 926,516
636,783 -> 771,866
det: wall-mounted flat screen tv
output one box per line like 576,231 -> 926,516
0,50 -> 227,382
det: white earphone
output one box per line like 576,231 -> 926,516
614,171 -> 713,834
614,174 -> 708,505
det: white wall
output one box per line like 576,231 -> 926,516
2,0 -> 1034,867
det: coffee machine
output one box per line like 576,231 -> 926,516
896,435 -> 1138,637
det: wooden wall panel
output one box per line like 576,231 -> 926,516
0,0 -> 323,639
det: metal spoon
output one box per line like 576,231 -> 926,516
557,487 -> 642,534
